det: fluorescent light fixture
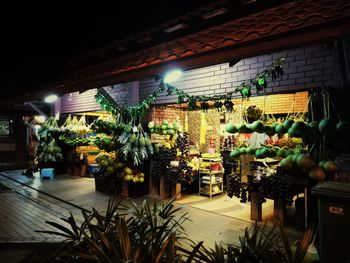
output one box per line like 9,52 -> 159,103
163,69 -> 183,84
44,94 -> 58,103
34,115 -> 46,123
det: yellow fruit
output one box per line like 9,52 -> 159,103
124,175 -> 132,181
138,177 -> 144,183
132,176 -> 138,183
139,172 -> 145,177
123,167 -> 133,175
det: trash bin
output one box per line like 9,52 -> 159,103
311,181 -> 350,261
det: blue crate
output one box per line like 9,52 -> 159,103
40,168 -> 55,179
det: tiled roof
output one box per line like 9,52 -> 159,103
56,0 -> 350,92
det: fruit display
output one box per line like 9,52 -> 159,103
152,146 -> 177,178
167,132 -> 193,184
117,123 -> 153,166
227,170 -> 293,205
36,138 -> 63,166
94,152 -> 123,176
122,167 -> 145,183
60,115 -> 91,134
94,136 -> 117,152
148,119 -> 180,137
59,133 -> 92,147
91,115 -> 124,135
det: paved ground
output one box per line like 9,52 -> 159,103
0,170 -> 301,261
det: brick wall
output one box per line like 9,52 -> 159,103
139,42 -> 343,104
60,84 -> 131,113
148,106 -> 185,126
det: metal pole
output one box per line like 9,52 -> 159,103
304,187 -> 308,229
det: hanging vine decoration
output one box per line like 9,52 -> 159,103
95,58 -> 285,119
235,57 -> 285,99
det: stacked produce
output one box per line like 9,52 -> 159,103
37,117 -> 63,166
91,115 -> 123,135
229,145 -> 305,159
225,118 -> 348,140
94,136 -> 117,152
148,120 -> 180,137
94,152 -> 124,176
279,153 -> 338,182
36,138 -> 63,166
227,171 -> 293,205
168,132 -> 193,184
122,167 -> 145,183
118,124 -> 153,166
152,146 -> 177,178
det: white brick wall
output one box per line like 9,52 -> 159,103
139,43 -> 343,104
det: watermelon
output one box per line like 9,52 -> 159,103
307,121 -> 320,136
336,121 -> 349,136
283,119 -> 294,129
280,158 -> 294,170
271,122 -> 278,129
255,149 -> 264,159
246,147 -> 256,155
318,118 -> 336,136
292,154 -> 300,163
264,126 -> 275,136
296,154 -> 315,169
309,167 -> 326,182
286,149 -> 294,156
277,148 -> 287,158
267,148 -> 277,158
245,126 -> 253,134
275,124 -> 287,135
261,147 -> 269,158
237,123 -> 249,133
230,149 -> 240,158
323,161 -> 338,173
251,120 -> 265,133
239,147 -> 247,154
291,121 -> 307,136
225,123 -> 238,134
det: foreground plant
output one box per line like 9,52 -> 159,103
37,196 -> 316,263
37,195 -> 197,262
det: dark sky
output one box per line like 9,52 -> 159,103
0,1 -> 212,90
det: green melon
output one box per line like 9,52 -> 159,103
255,148 -> 264,159
309,167 -> 326,182
271,122 -> 278,129
277,148 -> 287,158
225,123 -> 238,134
245,126 -> 253,134
319,160 -> 326,168
296,154 -> 315,169
292,154 -> 300,163
237,123 -> 249,133
264,126 -> 275,136
323,161 -> 338,173
246,147 -> 256,155
307,121 -> 319,136
283,119 -> 294,129
286,149 -> 294,156
230,149 -> 240,158
336,121 -> 349,136
280,158 -> 294,170
261,147 -> 269,158
268,148 -> 277,158
291,121 -> 307,136
318,118 -> 336,136
239,147 -> 247,154
251,120 -> 265,133
275,124 -> 287,135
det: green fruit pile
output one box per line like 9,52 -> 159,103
95,152 -> 126,176
148,120 -> 180,136
94,136 -> 116,152
123,167 -> 145,183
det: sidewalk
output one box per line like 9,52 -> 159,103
0,170 -> 301,249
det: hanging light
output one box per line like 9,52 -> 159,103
163,69 -> 183,84
44,94 -> 58,103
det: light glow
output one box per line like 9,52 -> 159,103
34,115 -> 46,123
163,69 -> 183,84
44,94 -> 58,103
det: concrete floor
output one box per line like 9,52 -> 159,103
0,170 -> 301,262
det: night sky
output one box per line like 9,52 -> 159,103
0,1 -> 212,97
